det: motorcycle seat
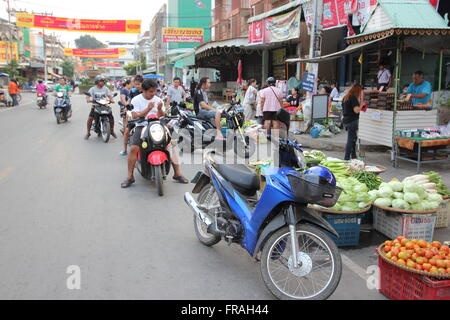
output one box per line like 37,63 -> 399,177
214,164 -> 260,196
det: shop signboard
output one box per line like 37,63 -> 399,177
16,12 -> 141,33
0,41 -> 19,62
322,0 -> 340,29
162,28 -> 204,43
248,20 -> 264,44
302,72 -> 316,92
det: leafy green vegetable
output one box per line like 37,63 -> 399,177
378,186 -> 394,198
393,192 -> 404,199
404,192 -> 420,204
427,193 -> 443,203
388,181 -> 404,192
392,199 -> 410,210
374,198 -> 392,207
423,171 -> 450,196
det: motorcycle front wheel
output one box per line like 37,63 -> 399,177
55,113 -> 61,124
193,185 -> 221,246
155,165 -> 164,197
101,119 -> 110,143
260,224 -> 342,300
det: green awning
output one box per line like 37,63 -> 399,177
174,53 -> 195,69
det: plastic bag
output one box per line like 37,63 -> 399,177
319,129 -> 333,138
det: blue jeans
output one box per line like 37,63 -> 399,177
344,120 -> 358,160
10,94 -> 18,106
197,109 -> 217,120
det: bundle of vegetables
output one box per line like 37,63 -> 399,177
423,172 -> 450,196
346,159 -> 365,173
303,150 -> 327,162
351,171 -> 382,191
242,121 -> 254,130
403,174 -> 440,194
319,158 -> 350,180
372,180 -> 444,211
329,177 -> 372,212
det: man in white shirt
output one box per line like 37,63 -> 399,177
377,63 -> 392,92
166,77 -> 185,106
121,79 -> 188,188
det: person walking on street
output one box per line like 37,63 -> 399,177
8,79 -> 20,106
342,84 -> 363,160
377,63 -> 391,92
243,79 -> 257,120
189,77 -> 197,100
259,77 -> 283,134
119,80 -> 133,156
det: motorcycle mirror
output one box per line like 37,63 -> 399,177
113,93 -> 118,97
84,92 -> 91,96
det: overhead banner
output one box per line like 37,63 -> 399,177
249,7 -> 300,44
95,62 -> 120,67
16,12 -> 141,34
162,28 -> 204,43
0,41 -> 19,62
64,48 -> 126,58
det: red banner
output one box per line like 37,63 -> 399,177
64,48 -> 125,58
248,20 -> 264,44
16,12 -> 141,34
96,62 -> 120,67
322,0 -> 340,29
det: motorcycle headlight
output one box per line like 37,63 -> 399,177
149,123 -> 165,143
57,92 -> 64,98
98,99 -> 109,105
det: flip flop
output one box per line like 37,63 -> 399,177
121,178 -> 135,188
173,175 -> 189,184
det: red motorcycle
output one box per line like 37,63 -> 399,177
133,114 -> 172,196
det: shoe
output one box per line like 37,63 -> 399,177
119,151 -> 128,156
111,132 -> 118,139
84,133 -> 90,140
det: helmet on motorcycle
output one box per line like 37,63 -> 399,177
95,76 -> 105,85
303,166 -> 337,187
266,77 -> 276,86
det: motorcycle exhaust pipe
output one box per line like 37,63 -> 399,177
184,192 -> 212,226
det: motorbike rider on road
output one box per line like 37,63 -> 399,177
36,80 -> 48,105
120,79 -> 188,188
119,79 -> 133,156
84,76 -> 117,140
55,78 -> 72,114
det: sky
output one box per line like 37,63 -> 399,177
0,0 -> 168,46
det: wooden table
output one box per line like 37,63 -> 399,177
394,137 -> 450,172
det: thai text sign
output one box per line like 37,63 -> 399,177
0,41 -> 19,62
302,72 -> 316,93
16,12 -> 141,34
162,28 -> 204,43
64,48 -> 126,58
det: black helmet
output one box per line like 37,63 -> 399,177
95,76 -> 105,85
266,77 -> 276,86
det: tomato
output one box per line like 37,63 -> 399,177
437,268 -> 447,274
398,252 -> 409,260
417,240 -> 428,248
397,259 -> 406,266
396,236 -> 406,242
384,246 -> 391,253
415,264 -> 423,271
384,240 -> 393,247
391,247 -> 400,257
416,257 -> 425,265
406,260 -> 416,269
385,252 -> 393,259
412,253 -> 419,261
424,249 -> 434,259
415,248 -> 425,256
411,239 -> 418,244
436,260 -> 446,268
430,266 -> 439,273
422,257 -> 429,263
447,268 -> 450,274
394,243 -> 402,248
432,241 -> 442,249
413,245 -> 421,251
431,247 -> 440,255
423,263 -> 432,272
405,242 -> 415,250
435,255 -> 445,260
401,238 -> 409,246
445,260 -> 450,268
391,256 -> 398,262
440,245 -> 449,254
429,258 -> 437,266
400,247 -> 407,252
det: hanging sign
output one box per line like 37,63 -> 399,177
64,48 -> 125,58
162,28 -> 204,43
302,72 -> 316,93
0,41 -> 19,62
16,12 -> 141,34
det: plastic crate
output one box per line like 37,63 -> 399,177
378,255 -> 450,300
435,199 -> 450,229
322,213 -> 363,247
373,207 -> 436,242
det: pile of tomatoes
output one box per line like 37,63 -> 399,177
382,237 -> 450,274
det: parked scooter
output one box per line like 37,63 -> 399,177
173,100 -> 254,158
184,109 -> 343,300
54,92 -> 71,124
85,92 -> 117,143
129,112 -> 172,196
37,93 -> 48,109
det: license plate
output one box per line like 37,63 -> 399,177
101,111 -> 109,114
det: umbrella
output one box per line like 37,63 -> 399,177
237,60 -> 242,85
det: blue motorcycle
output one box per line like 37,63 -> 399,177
185,111 -> 343,300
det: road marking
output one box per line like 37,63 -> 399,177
0,167 -> 14,180
341,254 -> 370,281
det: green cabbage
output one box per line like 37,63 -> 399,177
403,183 -> 425,195
427,193 -> 443,203
393,192 -> 404,199
342,202 -> 360,211
374,198 -> 392,207
410,203 -> 425,211
331,203 -> 343,211
353,184 -> 368,193
392,199 -> 410,210
428,201 -> 440,210
368,190 -> 378,202
338,192 -> 352,203
358,202 -> 370,209
404,192 -> 420,204
388,181 -> 404,192
378,186 -> 394,198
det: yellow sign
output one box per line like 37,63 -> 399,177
162,27 -> 204,43
0,41 -> 19,62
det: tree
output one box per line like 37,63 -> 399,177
61,61 -> 75,78
124,62 -> 142,76
75,35 -> 106,49
2,59 -> 19,78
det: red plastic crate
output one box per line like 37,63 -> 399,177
379,256 -> 450,300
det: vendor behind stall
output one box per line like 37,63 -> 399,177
406,71 -> 432,105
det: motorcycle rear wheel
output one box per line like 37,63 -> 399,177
193,185 -> 221,246
155,165 -> 164,197
260,224 -> 342,300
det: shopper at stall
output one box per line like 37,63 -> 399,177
406,71 -> 432,105
377,63 -> 391,91
287,87 -> 301,108
243,79 -> 258,120
259,77 -> 283,134
342,84 -> 363,161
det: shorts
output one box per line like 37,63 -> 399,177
263,111 -> 277,121
130,126 -> 145,147
197,109 -> 218,120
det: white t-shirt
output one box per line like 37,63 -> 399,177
378,69 -> 391,84
131,93 -> 164,126
330,87 -> 339,99
243,85 -> 257,106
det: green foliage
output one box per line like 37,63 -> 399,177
61,61 -> 75,78
75,35 -> 106,50
124,62 -> 143,76
1,59 -> 20,78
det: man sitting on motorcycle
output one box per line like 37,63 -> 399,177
119,79 -> 133,156
84,76 -> 117,140
36,80 -> 48,104
55,78 -> 72,113
193,77 -> 224,139
120,79 -> 188,188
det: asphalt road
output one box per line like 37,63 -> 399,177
2,92 -> 446,300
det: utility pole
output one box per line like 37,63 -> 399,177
6,0 -> 12,64
308,0 -> 323,95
